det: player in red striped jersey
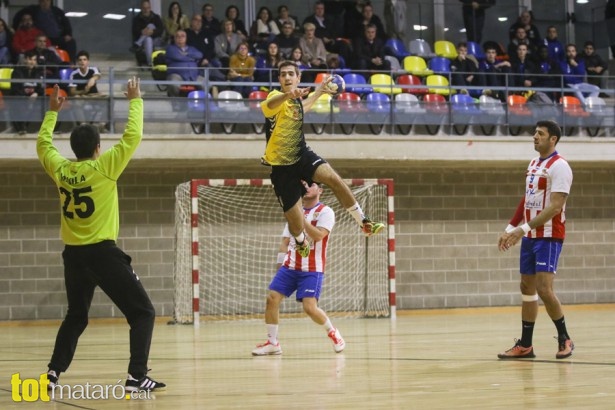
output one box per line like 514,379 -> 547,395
252,181 -> 345,356
497,120 -> 574,360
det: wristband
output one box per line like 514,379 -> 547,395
276,253 -> 286,264
505,224 -> 516,233
520,223 -> 531,234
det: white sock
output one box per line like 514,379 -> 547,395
267,324 -> 278,344
294,232 -> 305,244
346,202 -> 365,226
323,318 -> 333,332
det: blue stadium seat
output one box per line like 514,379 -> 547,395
365,92 -> 390,113
428,57 -> 451,75
466,41 -> 485,61
385,38 -> 411,61
343,73 -> 373,95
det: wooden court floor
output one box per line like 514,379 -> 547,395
0,304 -> 613,409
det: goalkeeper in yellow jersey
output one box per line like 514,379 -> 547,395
36,78 -> 165,393
261,61 -> 385,259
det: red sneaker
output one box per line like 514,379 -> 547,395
497,339 -> 535,359
555,338 -> 574,359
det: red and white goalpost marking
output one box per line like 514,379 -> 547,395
189,178 -> 396,326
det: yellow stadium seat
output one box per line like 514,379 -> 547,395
426,74 -> 455,96
0,68 -> 13,90
402,56 -> 433,77
369,73 -> 402,95
434,40 -> 458,59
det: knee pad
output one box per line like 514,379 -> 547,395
522,293 -> 539,302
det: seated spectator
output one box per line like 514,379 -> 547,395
302,1 -> 352,67
298,22 -> 328,72
0,18 -> 13,65
214,19 -> 243,68
12,13 -> 50,63
274,22 -> 299,59
186,14 -> 215,66
228,42 -> 256,97
510,43 -> 537,90
477,44 -> 511,101
559,43 -> 585,86
201,4 -> 221,38
13,0 -> 77,62
29,34 -> 68,79
352,23 -> 391,72
10,50 -> 44,135
450,42 -> 479,95
508,10 -> 541,51
350,2 -> 386,42
130,0 -> 164,66
580,41 -> 608,88
543,26 -> 565,63
508,27 -> 535,60
344,0 -> 364,40
225,5 -> 247,39
165,30 -> 204,98
534,44 -> 562,101
255,42 -> 283,84
249,6 -> 279,53
68,50 -> 101,96
274,5 -> 299,33
163,1 -> 190,44
288,46 -> 315,83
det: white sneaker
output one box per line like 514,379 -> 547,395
252,340 -> 282,356
328,328 -> 345,353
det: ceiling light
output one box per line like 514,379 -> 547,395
104,13 -> 126,20
459,28 -> 466,33
413,25 -> 428,31
65,12 -> 87,17
498,17 -> 508,22
576,0 -> 588,3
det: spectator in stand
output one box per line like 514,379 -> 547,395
352,2 -> 387,42
186,14 -> 216,68
228,42 -> 256,97
12,13 -> 50,63
353,23 -> 391,72
130,0 -> 164,66
68,50 -> 101,97
165,29 -> 205,98
274,5 -> 299,33
250,6 -> 279,53
543,26 -> 565,63
344,0 -> 364,40
508,27 -> 535,61
450,42 -> 479,95
299,22 -> 328,72
289,46 -> 314,83
13,0 -> 77,62
275,22 -> 299,59
255,42 -> 283,84
214,19 -> 243,68
510,43 -> 537,91
10,50 -> 44,135
303,1 -> 352,66
478,44 -> 511,101
201,4 -> 221,37
580,41 -> 608,88
534,45 -> 562,101
0,18 -> 13,65
225,5 -> 247,39
163,1 -> 189,44
509,10 -> 541,51
560,44 -> 585,86
459,0 -> 494,45
30,34 -> 67,79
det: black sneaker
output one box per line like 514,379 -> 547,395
125,374 -> 166,392
46,370 -> 59,391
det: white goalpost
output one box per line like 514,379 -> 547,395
172,178 -> 395,326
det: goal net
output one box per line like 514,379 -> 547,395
172,179 -> 395,325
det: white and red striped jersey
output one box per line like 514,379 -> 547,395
282,202 -> 335,272
524,152 -> 572,239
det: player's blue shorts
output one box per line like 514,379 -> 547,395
519,237 -> 563,275
269,265 -> 324,301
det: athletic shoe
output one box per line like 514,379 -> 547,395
497,339 -> 535,359
125,374 -> 166,392
555,337 -> 574,359
252,340 -> 282,356
361,217 -> 385,236
46,370 -> 58,391
327,328 -> 345,353
296,240 -> 310,258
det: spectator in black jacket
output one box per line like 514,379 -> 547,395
508,10 -> 541,51
303,1 -> 352,68
451,42 -> 479,94
353,23 -> 391,72
13,0 -> 77,62
459,0 -> 494,44
10,50 -> 44,134
580,41 -> 608,88
510,43 -> 537,90
131,0 -> 164,66
29,33 -> 68,79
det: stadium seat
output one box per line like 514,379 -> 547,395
369,73 -> 402,95
450,93 -> 479,113
309,92 -> 334,114
55,47 -> 70,63
218,90 -> 249,112
366,92 -> 390,113
59,68 -> 72,81
434,40 -> 458,59
408,39 -> 436,58
151,50 -> 167,90
0,67 -> 13,91
479,95 -> 505,114
466,41 -> 485,61
315,72 -> 328,85
507,94 -> 532,116
187,90 -> 217,112
395,93 -> 425,113
343,73 -> 372,95
336,92 -> 365,112
560,96 -> 590,118
423,93 -> 448,113
584,96 -> 609,115
396,74 -> 428,96
384,38 -> 411,60
428,57 -> 451,75
403,56 -> 433,77
426,74 -> 454,96
385,55 -> 403,73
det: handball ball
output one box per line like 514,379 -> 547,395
326,74 -> 345,96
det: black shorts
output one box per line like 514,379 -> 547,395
270,149 -> 327,212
